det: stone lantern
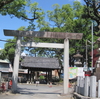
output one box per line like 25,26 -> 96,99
73,51 -> 83,67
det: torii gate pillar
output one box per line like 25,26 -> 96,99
12,36 -> 21,92
63,38 -> 69,94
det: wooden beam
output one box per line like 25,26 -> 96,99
4,29 -> 83,39
21,42 -> 64,48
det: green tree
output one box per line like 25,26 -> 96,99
2,1 -> 98,68
0,38 -> 16,65
0,0 -> 44,31
0,26 -> 30,65
27,1 -> 97,67
0,49 -> 5,59
0,0 -> 44,20
0,0 -> 45,65
83,0 -> 100,35
33,1 -> 92,67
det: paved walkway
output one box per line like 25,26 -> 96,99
0,83 -> 74,99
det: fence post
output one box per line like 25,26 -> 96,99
90,76 -> 96,98
84,76 -> 90,97
76,76 -> 80,93
80,77 -> 84,95
0,71 -> 1,85
98,80 -> 100,98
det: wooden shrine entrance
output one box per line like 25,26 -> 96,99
4,29 -> 83,94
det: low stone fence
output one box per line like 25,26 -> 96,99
74,76 -> 100,99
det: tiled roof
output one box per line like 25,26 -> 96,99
21,56 -> 60,69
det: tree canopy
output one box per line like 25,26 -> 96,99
0,1 -> 98,67
24,1 -> 98,67
84,0 -> 100,35
0,0 -> 44,31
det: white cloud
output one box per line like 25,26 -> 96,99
0,48 -> 2,50
69,0 -> 81,2
76,0 -> 81,2
21,52 -> 26,56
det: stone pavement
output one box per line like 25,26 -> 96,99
0,83 -> 74,99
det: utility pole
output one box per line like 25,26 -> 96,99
86,39 -> 88,67
91,22 -> 94,68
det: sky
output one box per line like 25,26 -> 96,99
0,0 -> 84,49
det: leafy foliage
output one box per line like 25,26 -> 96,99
0,38 -> 16,65
1,1 -> 99,68
33,1 -> 94,67
0,0 -> 44,65
83,0 -> 100,35
0,0 -> 44,21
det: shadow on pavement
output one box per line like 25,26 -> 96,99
17,87 -> 61,95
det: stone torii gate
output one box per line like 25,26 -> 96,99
4,29 -> 83,94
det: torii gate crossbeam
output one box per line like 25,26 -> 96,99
4,29 -> 83,94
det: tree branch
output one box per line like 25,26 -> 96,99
84,0 -> 100,26
22,15 -> 39,21
0,0 -> 14,9
22,9 -> 39,21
